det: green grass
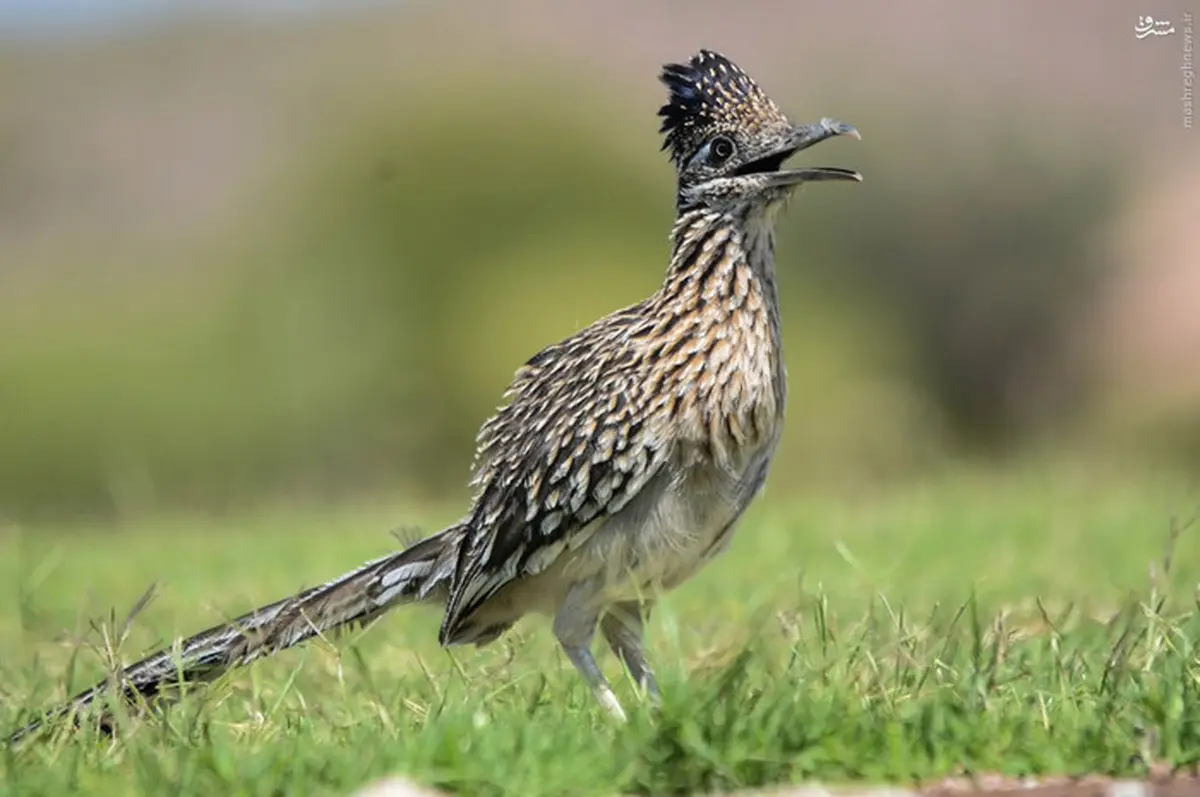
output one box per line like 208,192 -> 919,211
2,464 -> 1200,796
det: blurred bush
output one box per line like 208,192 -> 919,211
825,120 -> 1123,451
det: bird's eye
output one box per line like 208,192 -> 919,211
709,136 -> 735,163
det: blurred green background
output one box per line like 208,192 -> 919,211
0,0 -> 1197,521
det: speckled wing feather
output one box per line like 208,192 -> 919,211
439,306 -> 676,642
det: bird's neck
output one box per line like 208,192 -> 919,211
642,204 -> 788,464
657,205 -> 783,332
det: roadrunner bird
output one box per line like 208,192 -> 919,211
10,49 -> 860,741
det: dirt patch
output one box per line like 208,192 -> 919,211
351,774 -> 1200,797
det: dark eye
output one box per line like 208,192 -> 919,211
709,136 -> 735,163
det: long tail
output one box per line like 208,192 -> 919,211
8,524 -> 464,743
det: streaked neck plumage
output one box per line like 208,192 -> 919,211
657,196 -> 785,345
647,196 -> 789,468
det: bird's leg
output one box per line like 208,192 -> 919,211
553,584 -> 626,722
601,600 -> 660,706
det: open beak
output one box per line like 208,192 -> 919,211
761,118 -> 862,187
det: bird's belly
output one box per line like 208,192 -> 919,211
577,440 -> 777,601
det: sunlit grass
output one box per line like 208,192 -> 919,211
3,465 -> 1199,795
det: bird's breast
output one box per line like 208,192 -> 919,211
667,296 -> 784,475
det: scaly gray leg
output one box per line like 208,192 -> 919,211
552,583 -> 626,722
601,600 -> 660,705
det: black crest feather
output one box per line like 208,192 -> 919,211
657,49 -> 788,167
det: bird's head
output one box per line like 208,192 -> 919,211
658,50 -> 861,213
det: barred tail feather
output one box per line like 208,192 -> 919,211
8,524 -> 463,743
